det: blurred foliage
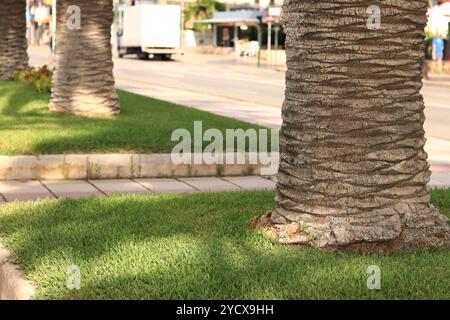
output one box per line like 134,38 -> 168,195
13,65 -> 52,93
184,0 -> 226,31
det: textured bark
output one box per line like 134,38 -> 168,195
49,0 -> 120,116
0,0 -> 29,80
268,0 -> 450,252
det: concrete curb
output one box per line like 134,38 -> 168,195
0,153 -> 277,180
0,242 -> 35,300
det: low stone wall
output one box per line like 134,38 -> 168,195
0,153 -> 270,180
260,49 -> 286,65
185,45 -> 234,56
187,46 -> 286,65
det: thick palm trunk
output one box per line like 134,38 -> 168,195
266,0 -> 450,252
0,0 -> 28,80
49,0 -> 120,115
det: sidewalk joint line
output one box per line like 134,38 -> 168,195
39,181 -> 58,199
175,178 -> 202,192
85,180 -> 108,197
130,178 -> 154,193
218,177 -> 243,190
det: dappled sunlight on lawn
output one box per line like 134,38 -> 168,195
0,81 -> 262,155
0,82 -> 259,155
0,191 -> 449,300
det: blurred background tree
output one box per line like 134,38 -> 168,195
184,0 -> 226,31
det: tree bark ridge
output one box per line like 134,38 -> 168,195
0,0 -> 29,80
49,0 -> 120,116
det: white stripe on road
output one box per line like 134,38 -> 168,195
425,102 -> 450,110
154,72 -> 185,79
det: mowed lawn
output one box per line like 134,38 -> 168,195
0,190 -> 449,300
0,81 -> 263,155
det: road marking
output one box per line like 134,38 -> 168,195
233,88 -> 258,95
425,102 -> 450,110
115,77 -> 281,110
154,72 -> 184,79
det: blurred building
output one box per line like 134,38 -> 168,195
223,0 -> 283,8
117,0 -> 196,5
26,0 -> 52,46
115,0 -> 286,63
117,0 -> 282,9
427,0 -> 450,36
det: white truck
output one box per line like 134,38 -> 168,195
117,4 -> 181,60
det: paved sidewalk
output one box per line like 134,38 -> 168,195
0,172 -> 449,204
0,176 -> 277,204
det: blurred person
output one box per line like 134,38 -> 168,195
34,0 -> 50,46
432,33 -> 445,73
29,0 -> 39,45
47,5 -> 54,53
26,1 -> 33,45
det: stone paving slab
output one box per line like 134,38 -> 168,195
429,173 -> 450,189
0,181 -> 55,202
179,177 -> 241,192
134,178 -> 197,193
223,176 -> 276,190
431,172 -> 450,183
0,175 -> 449,204
430,163 -> 450,173
42,180 -> 104,199
88,179 -> 149,196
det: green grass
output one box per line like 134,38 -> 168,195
0,190 -> 449,300
0,81 -> 264,155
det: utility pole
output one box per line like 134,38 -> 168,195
274,25 -> 279,50
52,0 -> 56,54
180,0 -> 185,52
447,22 -> 450,61
257,14 -> 263,67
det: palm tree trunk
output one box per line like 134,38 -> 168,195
0,0 -> 29,80
266,0 -> 450,253
49,0 -> 120,116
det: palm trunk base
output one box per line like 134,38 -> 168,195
48,98 -> 121,117
258,208 -> 450,254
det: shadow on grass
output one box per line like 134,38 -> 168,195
0,81 -> 47,116
0,191 -> 449,300
0,81 -> 264,155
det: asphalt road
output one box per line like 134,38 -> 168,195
113,53 -> 450,142
114,53 -> 285,106
28,46 -> 450,142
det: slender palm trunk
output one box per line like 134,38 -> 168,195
265,0 -> 450,253
0,0 -> 29,80
49,0 -> 120,116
